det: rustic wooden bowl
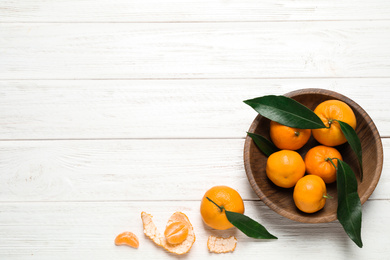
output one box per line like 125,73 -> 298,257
244,88 -> 383,223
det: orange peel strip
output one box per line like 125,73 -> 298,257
207,235 -> 237,253
141,211 -> 195,255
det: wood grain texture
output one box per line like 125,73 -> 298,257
1,80 -> 389,140
0,139 -> 388,202
1,0 -> 390,258
1,0 -> 390,22
0,200 -> 389,260
1,22 -> 390,79
244,89 -> 383,223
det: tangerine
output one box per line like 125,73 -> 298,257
305,145 -> 342,183
200,186 -> 244,230
293,175 -> 328,213
141,211 -> 195,255
115,231 -> 139,248
164,221 -> 189,245
312,100 -> 356,146
266,150 -> 305,188
270,121 -> 311,150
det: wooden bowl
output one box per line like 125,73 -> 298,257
244,88 -> 383,223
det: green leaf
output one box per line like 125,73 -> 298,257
243,95 -> 326,129
337,120 -> 363,181
225,210 -> 278,239
247,132 -> 279,157
336,159 -> 363,248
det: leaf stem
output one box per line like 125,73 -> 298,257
327,119 -> 334,129
323,194 -> 333,199
206,197 -> 224,212
326,157 -> 338,170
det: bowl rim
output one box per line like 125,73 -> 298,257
243,88 -> 384,223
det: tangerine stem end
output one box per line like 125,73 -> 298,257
326,157 -> 338,171
323,194 -> 333,199
206,197 -> 224,213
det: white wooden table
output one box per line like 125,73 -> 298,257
1,1 -> 390,259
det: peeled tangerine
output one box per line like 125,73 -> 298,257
164,221 -> 189,245
207,236 -> 237,253
141,211 -> 195,255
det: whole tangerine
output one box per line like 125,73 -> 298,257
270,121 -> 311,150
200,186 -> 244,230
312,100 -> 356,146
305,145 -> 343,183
293,175 -> 328,213
266,150 -> 305,188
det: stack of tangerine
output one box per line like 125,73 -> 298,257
266,100 -> 356,213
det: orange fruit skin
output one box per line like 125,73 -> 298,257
305,145 -> 343,184
293,175 -> 327,213
266,150 -> 306,188
115,231 -> 139,248
200,186 -> 244,230
270,121 -> 311,150
141,211 -> 195,255
312,100 -> 357,146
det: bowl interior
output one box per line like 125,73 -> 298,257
244,88 -> 383,223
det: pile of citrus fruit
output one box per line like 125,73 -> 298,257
113,97 -> 362,255
265,100 -> 356,213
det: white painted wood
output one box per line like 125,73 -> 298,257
1,0 -> 390,258
1,22 -> 390,79
0,139 -> 388,202
1,0 -> 390,22
0,200 -> 389,259
1,79 -> 389,139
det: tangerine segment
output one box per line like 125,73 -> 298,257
266,150 -> 305,188
305,145 -> 342,183
270,121 -> 311,150
312,100 -> 357,146
164,222 -> 189,245
293,175 -> 327,213
200,186 -> 244,230
141,211 -> 195,255
115,231 -> 139,248
207,236 -> 237,254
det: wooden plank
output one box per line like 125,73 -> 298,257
0,200 -> 389,259
1,22 -> 390,79
0,139 -> 388,202
1,0 -> 390,22
0,80 -> 389,139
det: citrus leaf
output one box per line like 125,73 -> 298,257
336,159 -> 363,248
225,210 -> 277,239
336,120 -> 363,181
243,95 -> 326,129
247,132 -> 279,157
